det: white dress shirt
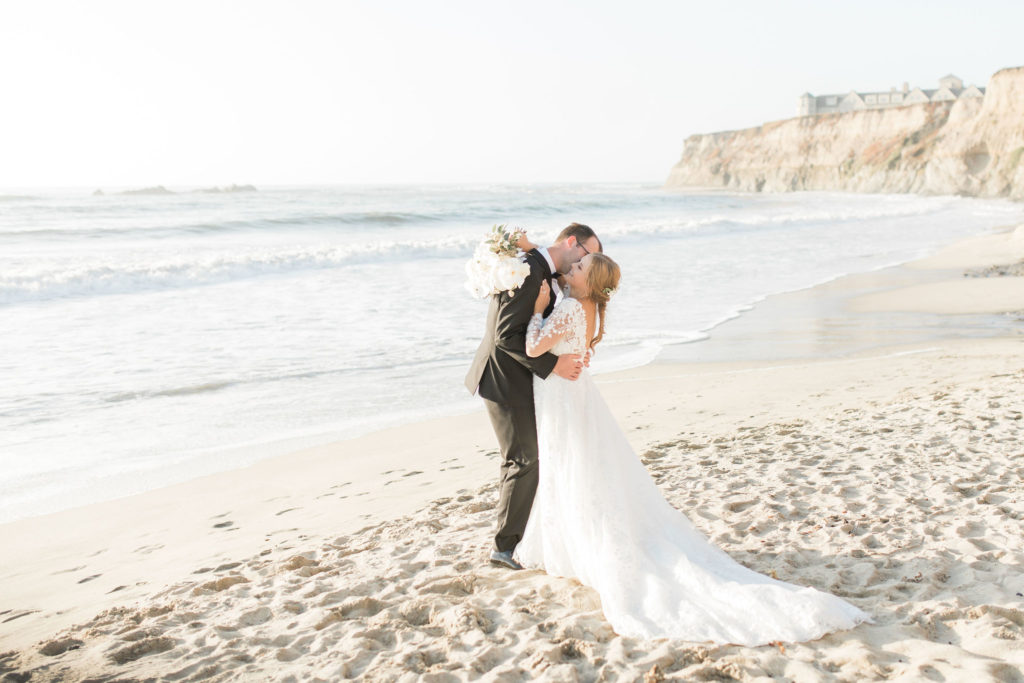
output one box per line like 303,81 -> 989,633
536,247 -> 563,303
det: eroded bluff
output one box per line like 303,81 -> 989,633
666,67 -> 1024,200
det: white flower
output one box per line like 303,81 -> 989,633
464,227 -> 530,299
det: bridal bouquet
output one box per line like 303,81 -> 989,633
464,224 -> 532,299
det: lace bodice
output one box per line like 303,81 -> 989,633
526,297 -> 588,357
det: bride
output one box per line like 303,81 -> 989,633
513,250 -> 869,646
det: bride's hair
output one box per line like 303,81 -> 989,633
585,253 -> 620,351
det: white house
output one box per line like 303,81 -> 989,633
798,75 -> 984,116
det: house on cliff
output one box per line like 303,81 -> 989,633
798,74 -> 984,116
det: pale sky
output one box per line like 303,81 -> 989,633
1,1 -> 1021,187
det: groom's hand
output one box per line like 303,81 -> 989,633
515,231 -> 537,252
553,354 -> 583,381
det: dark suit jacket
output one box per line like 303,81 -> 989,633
465,249 -> 559,405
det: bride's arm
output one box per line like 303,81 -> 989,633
526,282 -> 570,357
526,314 -> 568,358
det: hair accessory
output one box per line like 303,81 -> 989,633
602,286 -> 616,297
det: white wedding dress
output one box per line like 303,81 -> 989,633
514,297 -> 868,646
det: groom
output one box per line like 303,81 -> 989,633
465,223 -> 602,570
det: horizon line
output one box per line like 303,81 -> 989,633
0,179 -> 668,191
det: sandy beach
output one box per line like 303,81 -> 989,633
2,227 -> 1023,682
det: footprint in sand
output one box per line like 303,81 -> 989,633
275,508 -> 300,516
51,565 -> 86,575
133,543 -> 165,555
108,636 -> 175,664
2,610 -> 39,623
724,498 -> 757,513
77,574 -> 101,584
213,520 -> 234,529
39,637 -> 84,656
267,528 -> 300,538
956,521 -> 986,538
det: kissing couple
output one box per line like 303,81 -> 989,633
465,223 -> 869,645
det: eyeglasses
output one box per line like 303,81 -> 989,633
577,240 -> 591,256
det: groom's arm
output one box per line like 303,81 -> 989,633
494,266 -> 559,379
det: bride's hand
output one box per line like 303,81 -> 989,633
516,231 -> 537,252
534,280 -> 550,314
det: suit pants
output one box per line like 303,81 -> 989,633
483,398 -> 539,552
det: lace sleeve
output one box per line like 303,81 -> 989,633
526,299 -> 582,357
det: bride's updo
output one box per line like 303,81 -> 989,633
585,253 -> 620,351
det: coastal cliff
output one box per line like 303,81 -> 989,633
666,67 -> 1024,200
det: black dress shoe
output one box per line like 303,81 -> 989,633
490,549 -> 524,570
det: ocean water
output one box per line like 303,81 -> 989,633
1,184 -> 1021,523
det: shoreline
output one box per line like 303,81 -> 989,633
659,224 -> 1024,366
1,224 -> 1023,678
6,218 -> 1020,527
